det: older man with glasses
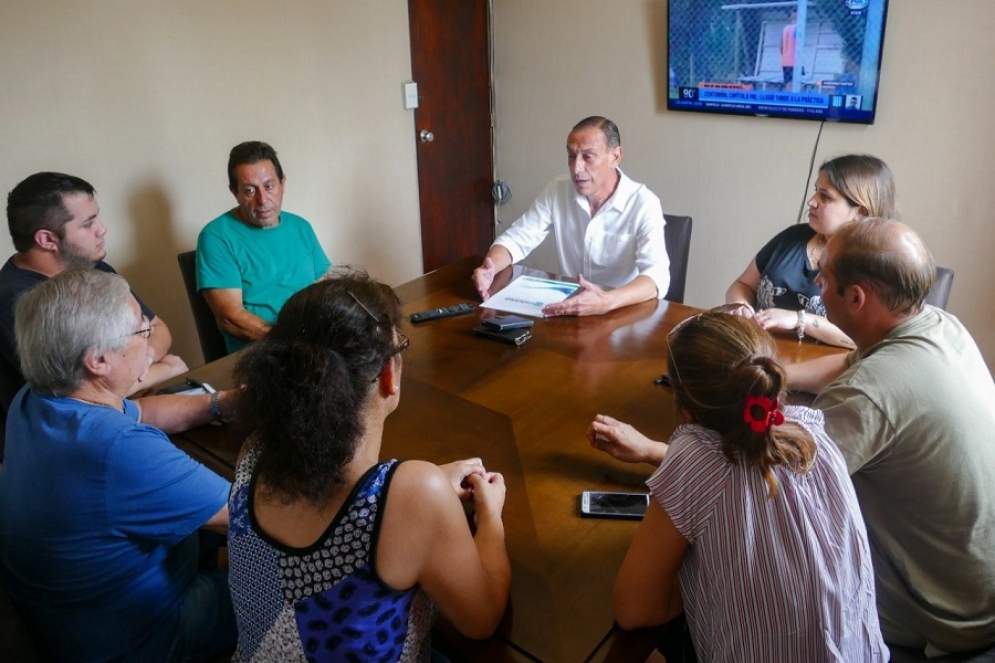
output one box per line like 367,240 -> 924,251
0,269 -> 237,662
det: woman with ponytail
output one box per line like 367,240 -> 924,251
598,311 -> 886,662
227,268 -> 511,662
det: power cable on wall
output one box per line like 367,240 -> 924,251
487,0 -> 512,212
797,119 -> 826,223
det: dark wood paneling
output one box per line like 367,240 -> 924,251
409,0 -> 495,272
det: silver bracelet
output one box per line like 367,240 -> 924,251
796,309 -> 807,341
209,391 -> 224,422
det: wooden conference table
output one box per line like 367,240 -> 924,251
170,257 -> 842,663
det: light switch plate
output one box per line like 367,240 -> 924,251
403,82 -> 419,109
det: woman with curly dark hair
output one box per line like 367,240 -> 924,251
227,268 -> 510,662
591,311 -> 886,662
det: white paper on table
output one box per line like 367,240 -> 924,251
480,275 -> 581,317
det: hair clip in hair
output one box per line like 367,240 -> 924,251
743,395 -> 785,434
349,291 -> 382,324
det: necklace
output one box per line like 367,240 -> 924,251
807,234 -> 826,268
70,396 -> 121,411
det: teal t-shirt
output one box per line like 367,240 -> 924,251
196,211 -> 331,353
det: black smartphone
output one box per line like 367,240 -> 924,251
156,379 -> 215,396
579,491 -> 650,520
473,324 -> 532,346
482,315 -> 535,331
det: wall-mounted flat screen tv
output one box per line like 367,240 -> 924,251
667,0 -> 889,124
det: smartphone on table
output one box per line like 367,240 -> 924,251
482,315 -> 535,331
472,324 -> 532,346
579,491 -> 650,520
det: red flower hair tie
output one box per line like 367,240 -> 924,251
743,395 -> 785,434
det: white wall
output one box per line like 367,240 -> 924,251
492,0 -> 995,367
0,1 -> 424,365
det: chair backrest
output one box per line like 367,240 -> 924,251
924,266 -> 954,310
663,214 -> 693,303
176,251 -> 229,363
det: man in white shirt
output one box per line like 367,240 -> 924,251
472,116 -> 669,316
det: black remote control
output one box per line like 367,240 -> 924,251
410,302 -> 475,323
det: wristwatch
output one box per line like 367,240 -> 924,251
209,391 -> 230,423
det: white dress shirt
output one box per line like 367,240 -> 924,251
493,170 -> 670,298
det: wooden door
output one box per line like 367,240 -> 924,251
408,0 -> 494,273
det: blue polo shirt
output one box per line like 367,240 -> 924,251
0,389 -> 230,661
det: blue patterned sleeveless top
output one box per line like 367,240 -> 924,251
228,448 -> 435,663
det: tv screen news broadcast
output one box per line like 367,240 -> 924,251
667,0 -> 889,124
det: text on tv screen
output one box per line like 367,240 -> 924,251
667,0 -> 889,124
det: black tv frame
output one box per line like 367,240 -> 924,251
667,0 -> 890,125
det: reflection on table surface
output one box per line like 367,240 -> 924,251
170,257 -> 843,663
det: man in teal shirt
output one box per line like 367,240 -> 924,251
197,141 -> 331,354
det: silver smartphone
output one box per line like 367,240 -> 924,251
579,491 -> 650,520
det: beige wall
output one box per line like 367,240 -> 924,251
0,1 -> 423,365
2,0 -> 993,369
492,0 -> 995,367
